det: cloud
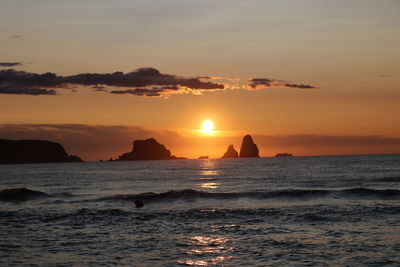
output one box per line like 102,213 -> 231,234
92,85 -> 107,92
0,84 -> 56,95
10,35 -> 22,39
248,78 -> 315,89
0,67 -> 315,97
65,67 -> 224,89
111,88 -> 164,97
0,69 -> 62,87
0,67 -> 225,97
248,78 -> 274,88
0,62 -> 22,67
284,83 -> 315,89
110,85 -> 191,97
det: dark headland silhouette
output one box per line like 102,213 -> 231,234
117,138 -> 184,161
239,135 -> 260,158
0,139 -> 82,164
221,144 -> 239,158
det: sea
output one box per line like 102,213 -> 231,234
0,155 -> 399,266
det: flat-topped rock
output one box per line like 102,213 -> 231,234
275,153 -> 293,157
117,138 -> 178,161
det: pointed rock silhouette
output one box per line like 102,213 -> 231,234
239,135 -> 259,158
221,145 -> 239,158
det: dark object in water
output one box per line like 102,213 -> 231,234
134,199 -> 144,208
198,156 -> 209,159
275,153 -> 293,157
0,188 -> 48,201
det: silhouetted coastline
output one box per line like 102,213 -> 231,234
0,139 -> 82,164
0,135 -> 264,164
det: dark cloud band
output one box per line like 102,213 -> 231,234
0,85 -> 56,95
0,62 -> 22,67
248,78 -> 315,89
0,67 -> 224,96
0,67 -> 315,96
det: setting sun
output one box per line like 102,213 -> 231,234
201,120 -> 215,134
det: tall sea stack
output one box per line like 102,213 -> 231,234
239,135 -> 259,158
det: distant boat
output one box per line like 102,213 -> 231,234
198,156 -> 209,159
275,153 -> 293,157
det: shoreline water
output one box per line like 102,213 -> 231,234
1,155 -> 399,266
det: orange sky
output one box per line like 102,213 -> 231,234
0,0 -> 399,160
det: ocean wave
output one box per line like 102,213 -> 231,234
342,188 -> 400,197
3,187 -> 399,204
0,187 -> 77,202
36,208 -> 135,224
102,188 -> 400,205
2,204 -> 399,226
0,188 -> 49,201
371,176 -> 400,183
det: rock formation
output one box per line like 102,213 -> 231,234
275,153 -> 293,157
117,138 -> 179,161
0,139 -> 83,164
221,145 -> 239,158
239,135 -> 259,158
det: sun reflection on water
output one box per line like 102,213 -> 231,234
200,170 -> 219,176
178,235 -> 234,266
198,159 -> 221,189
179,256 -> 229,266
200,183 -> 221,189
178,160 -> 233,265
199,158 -> 217,169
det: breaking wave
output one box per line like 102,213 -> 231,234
3,187 -> 399,204
102,188 -> 400,204
0,188 -> 49,201
0,188 -> 76,202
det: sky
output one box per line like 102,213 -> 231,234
1,0 -> 400,160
